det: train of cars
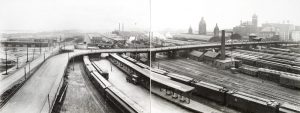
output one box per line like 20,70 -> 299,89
83,56 -> 144,113
116,54 -> 300,113
235,55 -> 300,88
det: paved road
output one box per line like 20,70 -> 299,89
0,52 -> 68,113
0,47 -> 59,96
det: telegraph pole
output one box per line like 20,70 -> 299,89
5,50 -> 8,75
26,45 -> 29,62
72,57 -> 75,70
40,38 -> 42,54
32,47 -> 35,60
16,55 -> 19,69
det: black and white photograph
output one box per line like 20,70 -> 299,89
0,0 -> 300,113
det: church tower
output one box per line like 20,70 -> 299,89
198,17 -> 207,35
188,26 -> 193,34
252,14 -> 258,33
213,24 -> 219,37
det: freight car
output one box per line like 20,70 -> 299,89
290,66 -> 300,74
192,81 -> 228,105
257,68 -> 281,83
279,74 -> 300,89
226,91 -> 279,113
269,47 -> 291,53
188,78 -> 286,113
256,59 -> 291,72
273,54 -> 299,61
238,65 -> 258,77
260,57 -> 294,66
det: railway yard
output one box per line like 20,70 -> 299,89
2,43 -> 300,113
153,48 -> 300,109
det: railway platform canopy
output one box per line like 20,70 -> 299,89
109,54 -> 194,94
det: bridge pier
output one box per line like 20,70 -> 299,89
167,50 -> 177,59
177,50 -> 190,58
130,52 -> 140,60
146,52 -> 156,61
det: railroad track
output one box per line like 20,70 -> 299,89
156,59 -> 300,106
168,59 -> 300,105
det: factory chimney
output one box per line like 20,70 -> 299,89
221,30 -> 225,60
122,23 -> 124,31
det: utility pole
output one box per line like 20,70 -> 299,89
16,54 -> 19,69
26,45 -> 29,62
32,47 -> 35,60
40,38 -> 42,54
24,67 -> 26,80
72,57 -> 75,70
5,50 -> 8,75
29,62 -> 31,74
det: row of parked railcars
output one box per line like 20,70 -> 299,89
238,65 -> 300,89
116,54 -> 300,113
83,56 -> 144,113
235,55 -> 300,75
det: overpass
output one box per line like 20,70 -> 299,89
77,41 -> 299,60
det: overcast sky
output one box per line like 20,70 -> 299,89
1,0 -> 300,33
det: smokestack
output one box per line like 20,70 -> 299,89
122,23 -> 124,31
221,30 -> 225,60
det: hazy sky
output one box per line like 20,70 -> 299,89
1,0 -> 300,33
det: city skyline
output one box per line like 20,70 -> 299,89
1,0 -> 300,33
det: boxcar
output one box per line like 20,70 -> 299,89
226,91 -> 279,113
280,74 -> 300,89
238,66 -> 258,77
257,68 -> 281,83
193,81 -> 228,105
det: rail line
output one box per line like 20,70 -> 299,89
157,59 -> 300,106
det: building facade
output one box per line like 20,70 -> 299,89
261,23 -> 295,40
233,14 -> 258,36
